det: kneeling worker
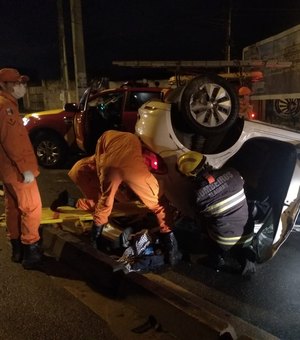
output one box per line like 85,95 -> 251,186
51,130 -> 181,266
177,151 -> 256,276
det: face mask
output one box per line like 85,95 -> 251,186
12,83 -> 27,99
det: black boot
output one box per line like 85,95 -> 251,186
22,242 -> 42,270
161,232 -> 182,266
241,259 -> 256,276
90,224 -> 104,249
50,190 -> 76,211
234,246 -> 256,277
10,239 -> 23,263
208,252 -> 226,271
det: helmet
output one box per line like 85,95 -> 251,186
177,151 -> 206,177
238,86 -> 252,96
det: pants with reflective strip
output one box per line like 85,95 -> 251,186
205,202 -> 253,251
207,228 -> 253,250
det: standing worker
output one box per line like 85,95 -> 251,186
51,130 -> 181,266
0,68 -> 42,269
177,151 -> 256,276
238,86 -> 256,120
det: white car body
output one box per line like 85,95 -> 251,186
136,100 -> 300,262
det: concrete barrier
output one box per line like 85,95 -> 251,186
41,225 -> 278,340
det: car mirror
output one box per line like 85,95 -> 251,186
64,103 -> 80,112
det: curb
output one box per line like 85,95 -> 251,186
42,225 -> 278,340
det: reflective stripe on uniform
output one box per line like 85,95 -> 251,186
207,228 -> 253,247
203,189 -> 246,216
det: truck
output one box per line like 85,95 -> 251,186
243,24 -> 300,124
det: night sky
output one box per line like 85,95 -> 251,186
1,0 -> 300,81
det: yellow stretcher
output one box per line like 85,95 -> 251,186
40,201 -> 150,238
0,201 -> 150,243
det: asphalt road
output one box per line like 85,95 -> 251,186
162,231 -> 300,340
0,226 -> 117,340
0,167 -> 176,340
1,166 -> 299,339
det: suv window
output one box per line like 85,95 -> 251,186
125,91 -> 162,111
88,92 -> 124,123
82,92 -> 125,153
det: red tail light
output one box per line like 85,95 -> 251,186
142,147 -> 168,175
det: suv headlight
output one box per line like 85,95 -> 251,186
22,117 -> 30,126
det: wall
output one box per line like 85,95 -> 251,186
23,80 -> 76,112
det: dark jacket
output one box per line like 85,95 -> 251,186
194,167 -> 253,250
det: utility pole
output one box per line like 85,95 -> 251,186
226,0 -> 232,73
57,0 -> 71,103
70,0 -> 87,102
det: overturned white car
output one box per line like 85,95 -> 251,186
136,75 -> 300,263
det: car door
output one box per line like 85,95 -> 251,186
224,137 -> 300,263
122,90 -> 163,132
83,90 -> 125,154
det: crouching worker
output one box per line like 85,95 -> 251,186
51,130 -> 182,266
0,68 -> 42,270
177,151 -> 256,276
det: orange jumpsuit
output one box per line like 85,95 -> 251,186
68,155 -> 99,212
73,130 -> 173,233
0,91 -> 41,244
239,98 -> 256,120
69,155 -> 134,211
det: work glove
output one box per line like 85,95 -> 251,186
22,171 -> 35,184
90,223 -> 104,249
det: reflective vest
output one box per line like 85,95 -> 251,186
195,168 -> 253,249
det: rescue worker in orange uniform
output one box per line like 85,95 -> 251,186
238,86 -> 256,120
177,151 -> 256,276
51,130 -> 181,266
67,155 -> 99,212
0,68 -> 42,269
64,154 -> 133,212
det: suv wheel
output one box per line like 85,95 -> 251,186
32,132 -> 68,168
180,75 -> 239,136
274,98 -> 300,119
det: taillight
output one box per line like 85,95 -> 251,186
142,147 -> 168,175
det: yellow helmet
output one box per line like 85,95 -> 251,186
177,151 -> 206,176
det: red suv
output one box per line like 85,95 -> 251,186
72,86 -> 166,154
23,85 -> 166,168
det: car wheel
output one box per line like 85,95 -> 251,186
274,98 -> 300,119
180,74 -> 239,136
32,132 -> 68,168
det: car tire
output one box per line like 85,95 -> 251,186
274,98 -> 300,119
32,132 -> 68,169
180,74 -> 239,136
